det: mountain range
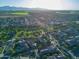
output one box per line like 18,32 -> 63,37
0,6 -> 32,11
0,6 -> 47,11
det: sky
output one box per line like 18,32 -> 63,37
0,0 -> 79,10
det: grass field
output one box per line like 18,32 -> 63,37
0,11 -> 29,15
11,11 -> 29,15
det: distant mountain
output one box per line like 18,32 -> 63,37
0,6 -> 32,11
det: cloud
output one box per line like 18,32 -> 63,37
0,0 -> 79,10
28,0 -> 63,10
28,0 -> 79,10
62,0 -> 79,10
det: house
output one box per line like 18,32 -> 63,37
65,39 -> 78,47
64,27 -> 79,36
14,39 -> 30,54
1,56 -> 10,59
26,39 -> 36,49
56,55 -> 65,59
0,40 -> 3,47
71,48 -> 79,57
38,45 -> 57,56
47,55 -> 65,59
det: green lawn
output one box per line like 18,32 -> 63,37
11,11 -> 29,15
0,11 -> 29,15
